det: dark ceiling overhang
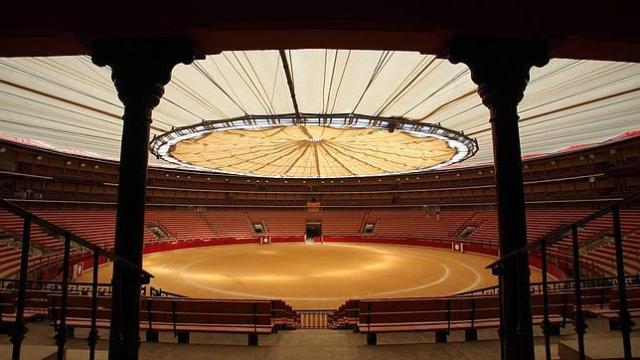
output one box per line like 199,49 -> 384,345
1,2 -> 640,61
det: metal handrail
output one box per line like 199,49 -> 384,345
0,198 -> 153,280
484,191 -> 640,360
0,278 -> 112,293
456,274 -> 640,296
0,198 -> 154,360
486,191 -> 640,270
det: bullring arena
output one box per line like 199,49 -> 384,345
2,6 -> 640,360
80,243 -> 544,309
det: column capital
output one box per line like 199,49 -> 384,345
92,37 -> 195,113
448,37 -> 549,114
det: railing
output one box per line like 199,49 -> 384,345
0,198 -> 153,360
298,310 -> 334,329
458,274 -> 640,296
0,279 -> 187,301
487,192 -> 640,360
0,278 -> 112,296
148,286 -> 185,298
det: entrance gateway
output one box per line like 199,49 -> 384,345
305,222 -> 322,244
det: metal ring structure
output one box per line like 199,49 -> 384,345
150,113 -> 478,178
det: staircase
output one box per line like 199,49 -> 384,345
0,228 -> 53,256
359,211 -> 371,233
579,233 -> 614,256
146,222 -> 173,240
198,213 -> 218,236
449,212 -> 482,239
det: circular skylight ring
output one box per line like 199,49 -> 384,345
150,114 -> 478,178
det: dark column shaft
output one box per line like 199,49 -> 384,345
109,104 -> 152,359
92,38 -> 194,360
490,103 -> 534,359
448,37 -> 548,360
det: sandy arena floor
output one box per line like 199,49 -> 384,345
78,243 -> 542,309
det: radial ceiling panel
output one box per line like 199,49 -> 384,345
0,50 -> 638,171
172,125 -> 451,178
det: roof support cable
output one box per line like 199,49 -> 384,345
351,51 -> 394,114
330,50 -> 351,114
279,49 -> 301,121
193,62 -> 247,115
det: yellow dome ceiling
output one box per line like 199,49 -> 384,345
151,116 -> 477,178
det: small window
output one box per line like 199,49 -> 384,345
252,222 -> 266,234
362,222 -> 376,234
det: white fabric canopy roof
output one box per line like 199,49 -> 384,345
0,50 -> 638,169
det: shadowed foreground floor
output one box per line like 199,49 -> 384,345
4,318 -> 637,360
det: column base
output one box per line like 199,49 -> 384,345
146,330 -> 159,342
248,333 -> 259,346
366,333 -> 377,345
465,328 -> 478,341
435,330 -> 448,343
176,331 -> 190,344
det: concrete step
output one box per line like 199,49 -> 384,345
558,337 -> 640,359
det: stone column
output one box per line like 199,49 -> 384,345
449,37 -> 548,360
92,38 -> 194,360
